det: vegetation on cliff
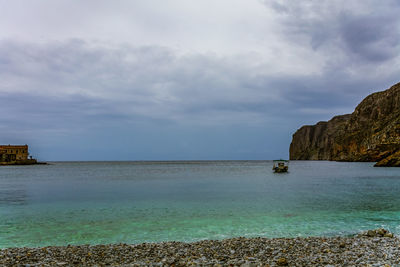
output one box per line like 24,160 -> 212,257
290,82 -> 400,166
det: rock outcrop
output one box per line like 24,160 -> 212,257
290,82 -> 400,166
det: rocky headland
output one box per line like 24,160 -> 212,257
290,82 -> 400,167
0,229 -> 399,266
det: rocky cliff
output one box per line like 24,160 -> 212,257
290,82 -> 400,166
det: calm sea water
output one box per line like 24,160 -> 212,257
1,161 -> 400,248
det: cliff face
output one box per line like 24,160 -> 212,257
290,82 -> 400,166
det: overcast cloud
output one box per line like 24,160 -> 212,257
0,0 -> 399,160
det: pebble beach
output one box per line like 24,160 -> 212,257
1,229 -> 399,266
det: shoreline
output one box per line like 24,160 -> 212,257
1,230 -> 399,266
0,161 -> 47,166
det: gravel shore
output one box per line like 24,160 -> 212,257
1,229 -> 399,266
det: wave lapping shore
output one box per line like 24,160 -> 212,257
1,230 -> 400,266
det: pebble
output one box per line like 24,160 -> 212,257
0,229 -> 399,266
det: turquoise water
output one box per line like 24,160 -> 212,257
1,161 -> 400,248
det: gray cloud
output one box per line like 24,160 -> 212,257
264,0 -> 400,65
339,14 -> 400,62
1,39 -> 398,132
0,40 -> 282,128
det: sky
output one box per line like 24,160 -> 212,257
0,0 -> 399,161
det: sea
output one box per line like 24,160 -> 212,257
1,160 -> 400,248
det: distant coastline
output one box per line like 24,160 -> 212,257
0,160 -> 48,166
0,159 -> 38,166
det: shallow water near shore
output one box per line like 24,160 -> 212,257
1,161 -> 400,248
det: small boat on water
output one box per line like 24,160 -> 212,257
272,160 -> 289,173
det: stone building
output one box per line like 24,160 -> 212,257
0,145 -> 31,164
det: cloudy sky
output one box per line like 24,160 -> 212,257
1,0 -> 399,161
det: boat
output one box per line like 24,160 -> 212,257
272,160 -> 289,173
